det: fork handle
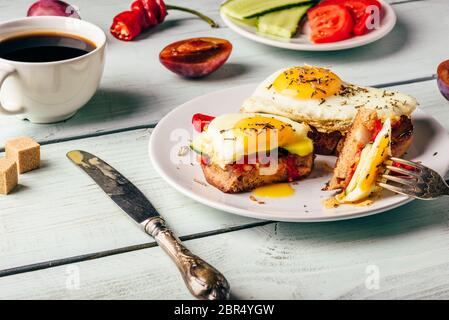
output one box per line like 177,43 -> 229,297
143,217 -> 230,300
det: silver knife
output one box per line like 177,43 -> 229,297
67,150 -> 230,300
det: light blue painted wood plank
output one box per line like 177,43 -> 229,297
0,0 -> 447,146
1,196 -> 449,299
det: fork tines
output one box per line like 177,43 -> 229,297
378,157 -> 447,200
385,165 -> 420,178
390,157 -> 423,169
378,157 -> 420,197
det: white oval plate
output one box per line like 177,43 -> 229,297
149,84 -> 449,222
220,0 -> 396,51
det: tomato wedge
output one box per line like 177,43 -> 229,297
370,119 -> 383,142
390,161 -> 416,177
192,113 -> 215,132
307,4 -> 354,43
199,155 -> 210,166
320,0 -> 382,36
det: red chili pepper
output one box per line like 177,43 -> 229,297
155,0 -> 167,22
110,11 -> 143,41
131,0 -> 158,28
110,0 -> 218,41
192,113 -> 215,132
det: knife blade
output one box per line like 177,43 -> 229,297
67,150 -> 156,223
67,150 -> 230,300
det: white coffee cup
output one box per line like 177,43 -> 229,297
0,16 -> 106,123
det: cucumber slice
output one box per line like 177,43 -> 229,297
190,143 -> 205,156
190,136 -> 210,157
221,0 -> 313,19
239,17 -> 258,27
257,5 -> 311,38
228,16 -> 258,28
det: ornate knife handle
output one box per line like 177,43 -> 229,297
143,217 -> 230,300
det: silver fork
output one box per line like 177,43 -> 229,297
378,157 -> 449,200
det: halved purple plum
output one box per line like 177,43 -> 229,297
437,60 -> 449,101
159,37 -> 232,78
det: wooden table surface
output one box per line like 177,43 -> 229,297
1,0 -> 449,299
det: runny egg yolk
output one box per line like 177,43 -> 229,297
233,116 -> 295,154
253,183 -> 295,198
273,66 -> 342,100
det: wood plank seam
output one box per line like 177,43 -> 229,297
371,74 -> 437,88
0,221 -> 273,278
390,0 -> 426,5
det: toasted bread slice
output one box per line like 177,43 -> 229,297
390,115 -> 413,157
201,152 -> 314,193
307,115 -> 413,156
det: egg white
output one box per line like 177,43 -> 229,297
241,68 -> 418,132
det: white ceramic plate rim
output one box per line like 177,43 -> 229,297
149,84 -> 449,222
220,0 -> 397,51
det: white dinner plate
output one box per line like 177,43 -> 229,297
149,84 -> 449,222
220,0 -> 396,51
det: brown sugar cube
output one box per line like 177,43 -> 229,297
0,157 -> 18,195
5,137 -> 40,174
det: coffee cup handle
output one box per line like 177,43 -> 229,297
0,63 -> 24,115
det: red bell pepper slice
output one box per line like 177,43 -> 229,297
192,113 -> 215,132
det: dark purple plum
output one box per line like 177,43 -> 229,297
159,38 -> 232,78
437,60 -> 449,101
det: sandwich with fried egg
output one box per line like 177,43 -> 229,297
190,113 -> 314,193
240,66 -> 417,156
326,108 -> 391,203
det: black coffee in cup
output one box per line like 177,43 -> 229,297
0,31 -> 96,63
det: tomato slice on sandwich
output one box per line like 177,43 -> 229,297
307,4 -> 354,43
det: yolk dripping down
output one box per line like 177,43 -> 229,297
253,183 -> 295,198
273,66 -> 342,100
